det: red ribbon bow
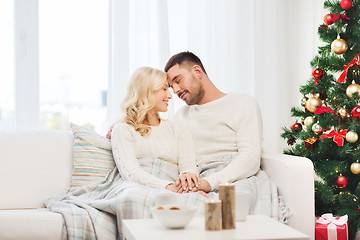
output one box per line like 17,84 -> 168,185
314,106 -> 335,114
337,54 -> 360,83
331,14 -> 350,22
320,130 -> 348,146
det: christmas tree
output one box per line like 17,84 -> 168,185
281,0 -> 360,238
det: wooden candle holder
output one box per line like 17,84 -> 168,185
204,200 -> 222,231
219,183 -> 236,229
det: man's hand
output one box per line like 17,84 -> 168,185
165,183 -> 177,192
195,179 -> 211,193
197,190 -> 208,198
176,172 -> 200,193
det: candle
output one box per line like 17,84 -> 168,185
219,183 -> 236,229
204,199 -> 222,231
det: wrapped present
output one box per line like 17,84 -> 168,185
315,213 -> 348,240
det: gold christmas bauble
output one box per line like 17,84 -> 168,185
331,38 -> 348,55
304,116 -> 315,128
350,162 -> 360,174
305,96 -> 322,112
346,82 -> 360,98
346,131 -> 358,143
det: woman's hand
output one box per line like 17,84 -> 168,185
179,178 -> 211,193
176,172 -> 200,193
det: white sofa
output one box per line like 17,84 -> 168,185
0,129 -> 315,240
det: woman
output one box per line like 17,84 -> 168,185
46,68 -> 207,240
111,66 -> 200,192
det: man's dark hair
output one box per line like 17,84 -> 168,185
164,51 -> 207,75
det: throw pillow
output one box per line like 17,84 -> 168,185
70,122 -> 115,187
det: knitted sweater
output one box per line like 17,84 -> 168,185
111,120 -> 198,189
174,93 -> 263,190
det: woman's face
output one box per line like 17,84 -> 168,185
152,82 -> 172,113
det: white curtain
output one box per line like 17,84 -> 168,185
107,0 -> 325,153
107,0 -> 169,125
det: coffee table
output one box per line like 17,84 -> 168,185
122,215 -> 310,240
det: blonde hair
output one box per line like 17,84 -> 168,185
121,67 -> 167,136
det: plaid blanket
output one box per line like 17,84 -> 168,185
46,156 -> 289,240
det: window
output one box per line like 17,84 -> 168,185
0,1 -> 15,129
39,0 -> 109,133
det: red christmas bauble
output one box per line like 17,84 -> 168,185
351,106 -> 360,120
336,176 -> 348,188
312,68 -> 324,79
324,14 -> 334,25
340,0 -> 352,10
291,123 -> 302,132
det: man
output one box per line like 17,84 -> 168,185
164,51 -> 263,193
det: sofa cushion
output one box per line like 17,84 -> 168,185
0,209 -> 64,240
70,123 -> 115,187
0,130 -> 73,209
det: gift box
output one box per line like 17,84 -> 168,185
315,213 -> 348,240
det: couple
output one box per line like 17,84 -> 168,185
46,51 -> 286,240
110,51 -> 263,196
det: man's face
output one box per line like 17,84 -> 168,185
166,64 -> 205,105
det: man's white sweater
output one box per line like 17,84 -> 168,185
174,93 -> 263,190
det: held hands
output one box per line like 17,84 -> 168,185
176,172 -> 200,192
175,173 -> 212,196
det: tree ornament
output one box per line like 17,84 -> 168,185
312,68 -> 324,79
336,175 -> 348,188
351,162 -> 360,174
298,117 -> 305,125
300,97 -> 308,107
351,105 -> 360,120
324,14 -> 334,25
304,137 -> 318,150
314,106 -> 334,114
287,136 -> 296,146
305,96 -> 323,113
340,0 -> 352,10
331,37 -> 348,55
320,129 -> 348,146
312,123 -> 322,133
291,123 -> 302,132
304,116 -> 315,128
336,107 -> 348,118
346,131 -> 358,143
346,81 -> 360,98
318,24 -> 329,35
337,54 -> 360,83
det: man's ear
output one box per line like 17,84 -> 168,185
192,65 -> 202,79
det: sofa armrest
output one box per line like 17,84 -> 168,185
261,152 -> 315,240
0,130 -> 73,209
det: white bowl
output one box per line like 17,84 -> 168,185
151,204 -> 197,229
